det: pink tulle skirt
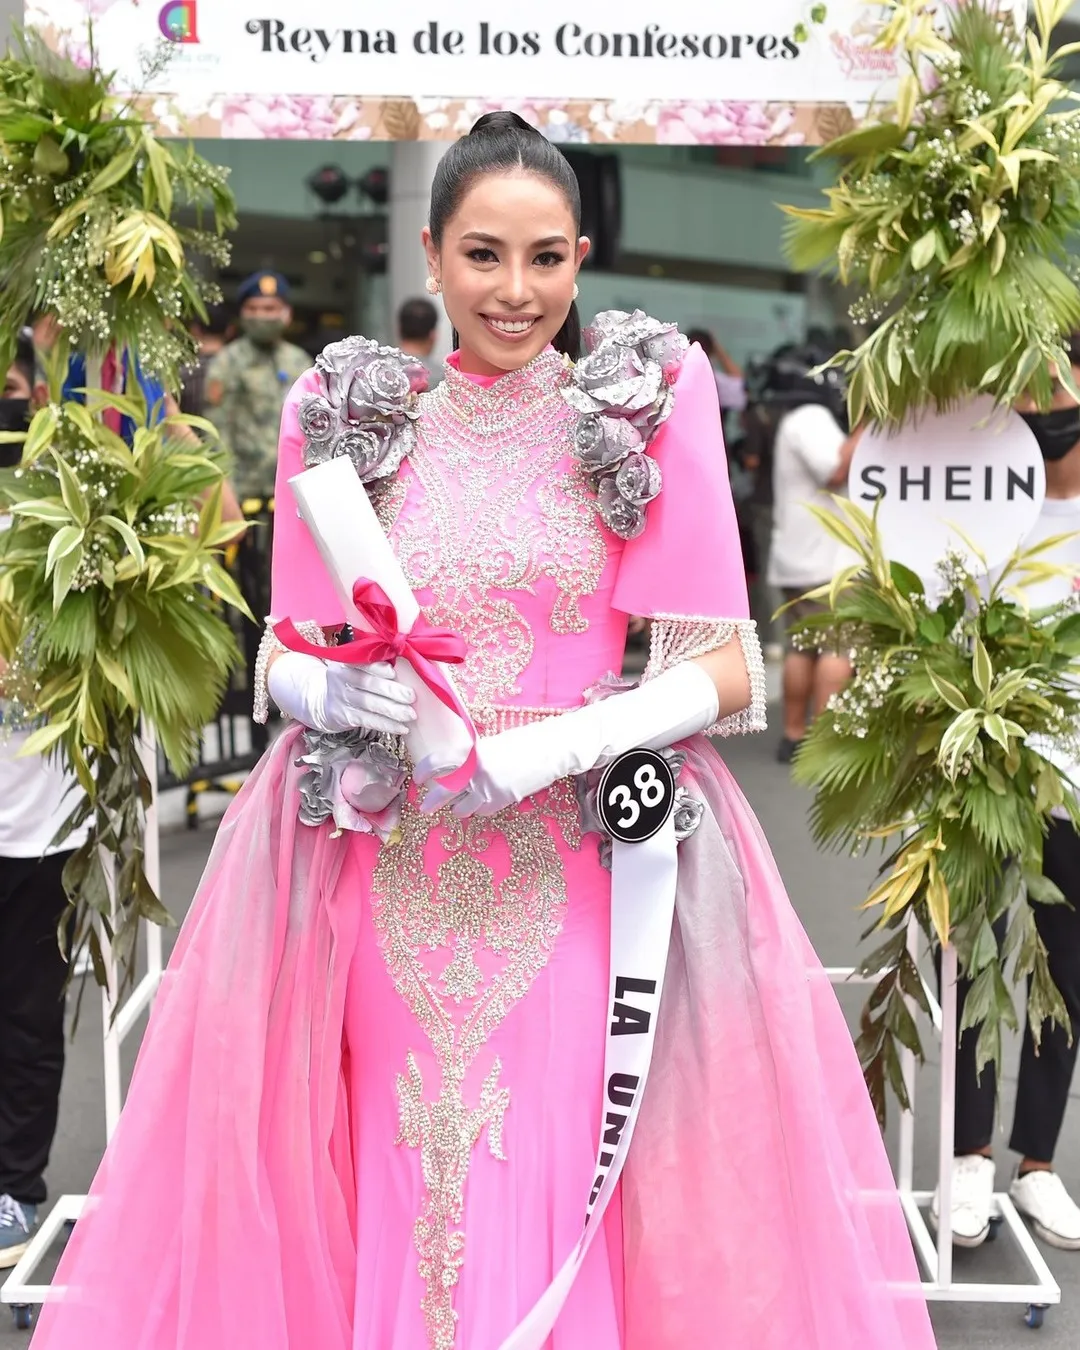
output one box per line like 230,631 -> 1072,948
30,729 -> 935,1350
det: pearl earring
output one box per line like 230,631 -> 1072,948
425,276 -> 441,296
572,283 -> 579,301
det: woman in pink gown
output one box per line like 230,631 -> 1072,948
31,112 -> 935,1350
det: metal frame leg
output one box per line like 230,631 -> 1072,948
826,920 -> 1060,1316
2,727 -> 165,1315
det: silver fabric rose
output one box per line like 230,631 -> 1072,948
574,415 -> 644,473
337,427 -> 392,479
347,357 -> 414,424
615,452 -> 662,507
672,786 -> 706,843
575,342 -> 643,393
296,729 -> 407,841
301,334 -> 422,484
315,335 -> 384,407
575,742 -> 704,869
627,381 -> 674,435
659,745 -> 688,779
316,335 -> 414,406
640,329 -> 688,378
597,475 -> 646,540
584,309 -> 688,377
564,309 -> 687,542
575,772 -> 603,836
582,670 -> 638,705
582,309 -> 653,352
297,393 -> 336,444
564,340 -> 664,419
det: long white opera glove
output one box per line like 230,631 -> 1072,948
267,651 -> 417,736
418,661 -> 720,818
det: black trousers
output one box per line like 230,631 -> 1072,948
948,820 -> 1080,1162
0,851 -> 72,1206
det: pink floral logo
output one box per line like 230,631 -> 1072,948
829,31 -> 898,80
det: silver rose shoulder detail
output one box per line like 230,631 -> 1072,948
297,335 -> 427,484
563,309 -> 688,540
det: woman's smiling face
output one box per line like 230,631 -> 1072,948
423,170 -> 589,377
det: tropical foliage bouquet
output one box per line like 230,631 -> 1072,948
791,500 -> 1080,1121
0,29 -> 244,992
0,29 -> 233,383
784,0 -> 1080,428
781,0 -> 1080,1119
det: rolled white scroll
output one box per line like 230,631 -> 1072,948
288,455 -> 475,778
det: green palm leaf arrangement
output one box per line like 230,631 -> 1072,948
0,28 -> 234,384
0,29 -> 247,995
789,501 -> 1080,1123
781,0 -> 1080,1122
783,0 -> 1080,428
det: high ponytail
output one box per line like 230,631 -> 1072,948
432,111 -> 583,363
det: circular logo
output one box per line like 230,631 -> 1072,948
597,749 -> 676,844
848,397 -> 1045,586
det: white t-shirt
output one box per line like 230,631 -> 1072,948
767,402 -> 847,589
713,368 -> 747,413
0,727 -> 88,857
1003,494 -> 1080,813
0,512 -> 88,857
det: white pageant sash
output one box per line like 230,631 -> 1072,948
499,813 -> 679,1350
288,455 -> 475,775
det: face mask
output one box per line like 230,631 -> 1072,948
0,397 -> 30,434
241,317 -> 286,347
0,398 -> 30,467
1020,407 -> 1080,462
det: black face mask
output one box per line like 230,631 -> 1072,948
1020,407 -> 1080,463
0,398 -> 30,468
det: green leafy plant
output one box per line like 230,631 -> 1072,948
0,28 -> 235,384
0,29 -> 245,994
783,0 -> 1080,427
790,498 -> 1080,1124
0,389 -> 249,991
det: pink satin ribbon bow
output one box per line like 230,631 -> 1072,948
274,578 -> 478,793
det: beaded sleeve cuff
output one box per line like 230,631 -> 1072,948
643,615 -> 767,737
253,620 -> 329,724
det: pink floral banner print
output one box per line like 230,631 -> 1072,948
28,0 -> 910,144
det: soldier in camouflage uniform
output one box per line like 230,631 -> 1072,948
205,271 -> 310,503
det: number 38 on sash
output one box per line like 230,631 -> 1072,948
596,749 -> 676,844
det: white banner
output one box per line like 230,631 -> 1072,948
500,818 -> 680,1349
32,1 -> 898,104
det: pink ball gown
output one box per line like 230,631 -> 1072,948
30,316 -> 936,1350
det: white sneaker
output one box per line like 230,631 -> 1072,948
1010,1170 -> 1080,1250
930,1155 -> 996,1248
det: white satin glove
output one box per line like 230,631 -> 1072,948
418,661 -> 719,818
267,651 -> 416,736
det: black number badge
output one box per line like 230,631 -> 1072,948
597,749 -> 676,844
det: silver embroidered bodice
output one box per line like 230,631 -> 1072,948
371,352 -> 764,738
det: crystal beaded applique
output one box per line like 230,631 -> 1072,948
390,351 -> 608,716
371,784 -> 582,1350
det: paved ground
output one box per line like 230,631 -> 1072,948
3,685 -> 1079,1345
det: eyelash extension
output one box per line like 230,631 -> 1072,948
465,248 -> 566,267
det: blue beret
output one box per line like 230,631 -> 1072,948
237,270 -> 290,303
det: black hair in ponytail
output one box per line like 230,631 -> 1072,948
430,110 -> 582,362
